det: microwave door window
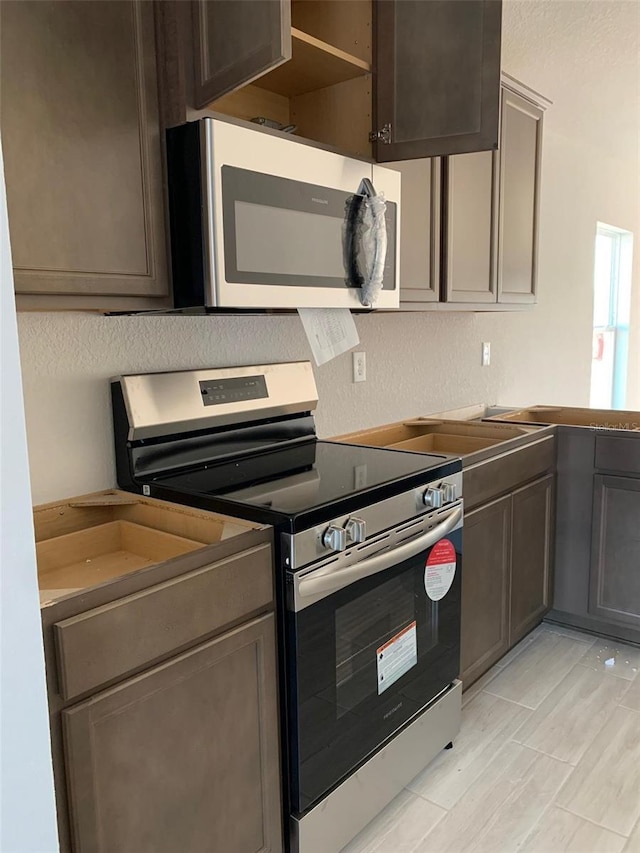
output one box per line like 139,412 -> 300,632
234,202 -> 346,279
222,165 -> 355,289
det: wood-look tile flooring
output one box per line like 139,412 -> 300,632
341,623 -> 640,853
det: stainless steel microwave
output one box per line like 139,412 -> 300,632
166,118 -> 401,310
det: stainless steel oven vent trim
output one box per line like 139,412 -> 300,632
282,471 -> 463,571
115,361 -> 318,441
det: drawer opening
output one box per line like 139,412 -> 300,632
34,490 -> 259,603
388,433 -> 503,454
335,419 -> 528,456
37,521 -> 202,595
490,406 -> 640,429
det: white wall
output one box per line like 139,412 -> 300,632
0,149 -> 59,849
16,0 -> 640,505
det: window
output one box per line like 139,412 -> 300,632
590,223 -> 633,409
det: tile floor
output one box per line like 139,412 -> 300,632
340,622 -> 640,853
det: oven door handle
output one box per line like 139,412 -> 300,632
298,506 -> 462,601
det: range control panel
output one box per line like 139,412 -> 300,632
199,375 -> 268,406
284,470 -> 464,570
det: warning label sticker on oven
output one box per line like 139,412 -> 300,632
376,621 -> 417,694
425,539 -> 457,601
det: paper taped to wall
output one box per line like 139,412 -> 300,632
298,308 -> 359,366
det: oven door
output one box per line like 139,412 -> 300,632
286,503 -> 463,815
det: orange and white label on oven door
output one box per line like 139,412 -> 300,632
425,539 -> 457,601
376,621 -> 417,694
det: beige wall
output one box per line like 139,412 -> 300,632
17,0 -> 640,505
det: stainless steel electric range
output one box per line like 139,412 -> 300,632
111,361 -> 463,853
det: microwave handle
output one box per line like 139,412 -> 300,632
298,505 -> 462,602
344,178 -> 388,308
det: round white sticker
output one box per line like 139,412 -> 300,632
424,538 -> 457,601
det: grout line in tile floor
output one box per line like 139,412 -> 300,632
552,802 -> 630,839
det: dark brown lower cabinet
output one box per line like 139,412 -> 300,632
589,475 -> 640,630
63,613 -> 282,853
461,496 -> 511,686
546,429 -> 640,644
461,464 -> 556,689
510,474 -> 555,644
39,521 -> 282,853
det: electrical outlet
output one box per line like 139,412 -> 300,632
353,351 -> 366,382
482,342 -> 491,367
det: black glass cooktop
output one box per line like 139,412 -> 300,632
152,440 -> 454,517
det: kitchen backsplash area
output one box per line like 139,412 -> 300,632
19,306 -> 584,505
14,2 -> 640,508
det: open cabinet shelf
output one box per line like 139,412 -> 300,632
208,0 -> 373,159
255,27 -> 370,97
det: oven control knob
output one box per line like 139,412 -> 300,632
442,482 -> 458,503
423,487 -> 444,509
322,525 -> 347,552
345,517 -> 367,544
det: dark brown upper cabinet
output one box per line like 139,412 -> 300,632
189,0 -> 374,158
399,77 -> 549,312
497,87 -> 544,304
192,0 -> 292,109
387,158 -> 441,303
374,0 -> 502,162
184,0 -> 502,162
1,0 -> 170,312
443,150 -> 499,304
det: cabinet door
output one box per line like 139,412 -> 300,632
497,88 -> 544,304
443,151 -> 498,303
461,496 -> 511,688
392,159 -> 441,303
589,475 -> 640,629
510,474 -> 555,644
191,0 -> 291,108
1,1 -> 168,301
374,0 -> 501,161
62,614 -> 283,853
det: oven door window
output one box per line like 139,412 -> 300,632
335,572 -> 433,714
288,528 -> 462,814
